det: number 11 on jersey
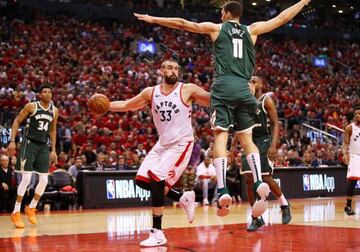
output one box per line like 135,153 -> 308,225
232,38 -> 243,59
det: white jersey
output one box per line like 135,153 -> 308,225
349,123 -> 360,155
151,83 -> 194,145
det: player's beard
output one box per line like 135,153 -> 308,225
164,74 -> 178,85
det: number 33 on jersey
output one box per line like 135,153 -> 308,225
151,83 -> 193,145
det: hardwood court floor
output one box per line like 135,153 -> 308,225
0,196 -> 359,252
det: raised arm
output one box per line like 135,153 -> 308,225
134,13 -> 220,41
264,96 -> 279,161
343,124 -> 352,165
109,87 -> 153,112
7,103 -> 35,156
249,0 -> 310,37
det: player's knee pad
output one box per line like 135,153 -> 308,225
135,179 -> 151,191
17,172 -> 32,196
151,180 -> 165,207
20,172 -> 32,186
35,173 -> 48,195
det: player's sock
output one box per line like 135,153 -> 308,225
346,198 -> 352,208
153,215 -> 162,230
167,188 -> 182,202
246,153 -> 262,183
279,194 -> 288,206
13,201 -> 21,213
214,157 -> 227,189
29,199 -> 39,209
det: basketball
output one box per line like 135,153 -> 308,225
88,94 -> 110,115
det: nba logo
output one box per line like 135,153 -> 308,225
303,174 -> 310,191
106,180 -> 115,199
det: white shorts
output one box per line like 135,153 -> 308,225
135,140 -> 194,188
347,153 -> 360,180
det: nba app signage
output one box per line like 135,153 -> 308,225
303,174 -> 335,192
106,179 -> 150,201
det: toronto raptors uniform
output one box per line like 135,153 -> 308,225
347,122 -> 360,180
136,83 -> 194,187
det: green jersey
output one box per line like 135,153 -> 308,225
253,95 -> 270,137
25,102 -> 55,144
213,21 -> 255,79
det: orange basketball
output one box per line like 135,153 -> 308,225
88,94 -> 110,115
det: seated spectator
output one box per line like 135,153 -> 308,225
275,153 -> 287,167
135,143 -> 147,156
227,153 -> 241,204
68,156 -> 84,182
300,151 -> 313,167
93,152 -> 108,171
286,149 -> 302,166
49,154 -> 58,174
195,156 -> 216,205
0,155 -> 16,213
312,150 -> 327,167
181,165 -> 196,192
325,150 -> 339,166
112,155 -> 129,170
83,142 -> 97,165
109,151 -> 118,166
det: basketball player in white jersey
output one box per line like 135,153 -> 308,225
343,105 -> 360,216
108,59 -> 210,247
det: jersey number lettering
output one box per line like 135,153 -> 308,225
160,110 -> 172,121
37,121 -> 49,131
232,38 -> 243,59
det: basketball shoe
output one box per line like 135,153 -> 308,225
216,187 -> 232,217
179,191 -> 195,223
247,216 -> 265,232
10,212 -> 25,228
140,228 -> 167,247
25,206 -> 37,224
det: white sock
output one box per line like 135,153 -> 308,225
13,201 -> 21,213
246,153 -> 262,183
279,194 -> 288,206
213,157 -> 227,189
29,199 -> 39,209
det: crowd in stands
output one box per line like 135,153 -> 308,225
72,0 -> 360,32
0,8 -> 359,211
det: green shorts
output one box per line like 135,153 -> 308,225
210,75 -> 260,132
241,135 -> 274,175
15,139 -> 50,174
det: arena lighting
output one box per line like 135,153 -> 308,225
338,10 -> 343,14
332,5 -> 336,8
350,6 -> 354,10
252,2 -> 257,6
266,0 -> 271,2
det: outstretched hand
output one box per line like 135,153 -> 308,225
134,13 -> 155,24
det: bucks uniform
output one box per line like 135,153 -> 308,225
241,95 -> 274,175
210,21 -> 259,132
16,102 -> 55,173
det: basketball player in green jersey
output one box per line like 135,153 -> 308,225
231,76 -> 291,231
8,85 -> 58,228
135,0 -> 310,217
